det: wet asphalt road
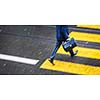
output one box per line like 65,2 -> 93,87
0,25 -> 99,75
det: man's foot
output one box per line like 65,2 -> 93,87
48,58 -> 55,65
71,50 -> 78,57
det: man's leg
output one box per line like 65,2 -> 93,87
49,40 -> 62,65
69,49 -> 78,57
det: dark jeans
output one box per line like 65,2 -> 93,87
50,40 -> 74,60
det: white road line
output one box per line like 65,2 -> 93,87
0,54 -> 39,65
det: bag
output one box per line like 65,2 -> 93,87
62,38 -> 77,52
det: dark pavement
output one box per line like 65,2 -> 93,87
0,25 -> 100,75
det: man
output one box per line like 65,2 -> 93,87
49,25 -> 78,65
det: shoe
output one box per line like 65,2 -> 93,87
48,58 -> 55,65
71,50 -> 78,57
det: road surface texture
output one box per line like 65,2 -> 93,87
0,25 -> 100,75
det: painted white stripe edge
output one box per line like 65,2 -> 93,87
0,54 -> 39,65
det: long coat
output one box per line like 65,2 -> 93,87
56,25 -> 69,41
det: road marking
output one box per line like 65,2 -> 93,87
40,31 -> 100,74
57,46 -> 100,60
40,59 -> 100,75
0,54 -> 39,65
77,25 -> 100,29
70,31 -> 100,43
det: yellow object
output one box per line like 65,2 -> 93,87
40,59 -> 100,75
57,46 -> 100,60
40,31 -> 100,75
70,31 -> 100,43
77,25 -> 100,29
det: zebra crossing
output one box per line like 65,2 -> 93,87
40,25 -> 100,75
77,25 -> 100,29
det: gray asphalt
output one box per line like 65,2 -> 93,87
0,25 -> 100,75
